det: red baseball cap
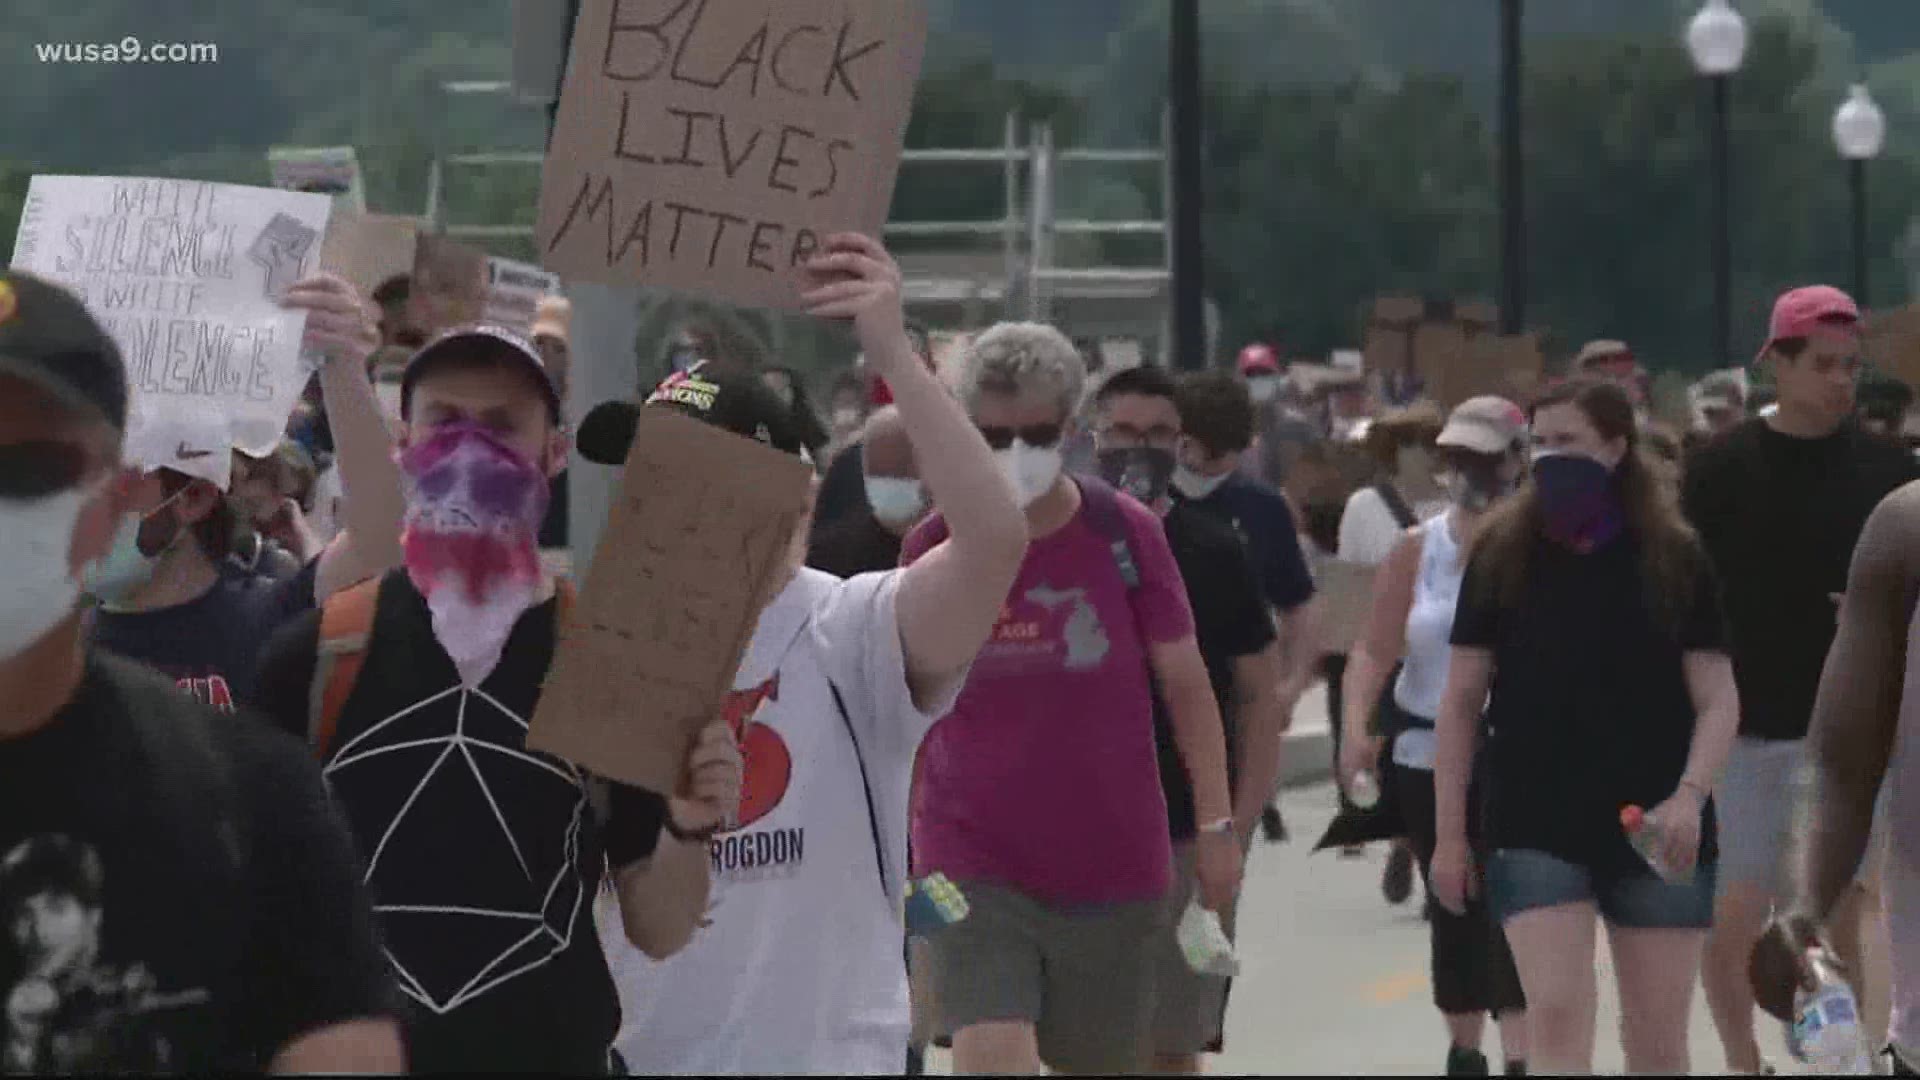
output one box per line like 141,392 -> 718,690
1758,285 -> 1860,362
1237,343 -> 1281,377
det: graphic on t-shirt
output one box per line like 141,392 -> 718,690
1,835 -> 207,1072
1026,585 -> 1110,669
721,675 -> 789,832
320,684 -> 590,1016
172,675 -> 236,714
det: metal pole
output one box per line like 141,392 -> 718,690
1711,75 -> 1732,367
1168,0 -> 1206,370
1003,110 -> 1022,311
1852,157 -> 1870,307
545,0 -> 580,147
1497,0 -> 1526,336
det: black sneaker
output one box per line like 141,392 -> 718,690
1260,804 -> 1288,843
1383,843 -> 1415,904
1446,1046 -> 1490,1076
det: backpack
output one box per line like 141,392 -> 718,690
915,474 -> 1142,595
1371,481 -> 1420,530
306,575 -> 578,761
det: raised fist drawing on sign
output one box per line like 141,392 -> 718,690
249,212 -> 319,300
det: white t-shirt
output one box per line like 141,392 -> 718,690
1335,485 -> 1448,566
596,567 -> 956,1075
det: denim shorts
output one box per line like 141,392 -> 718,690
1485,848 -> 1717,929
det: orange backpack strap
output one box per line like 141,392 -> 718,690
307,578 -> 382,762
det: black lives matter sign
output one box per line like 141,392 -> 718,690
536,0 -> 927,310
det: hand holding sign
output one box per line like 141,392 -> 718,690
802,232 -> 909,365
669,718 -> 747,835
282,273 -> 378,371
250,212 -> 320,301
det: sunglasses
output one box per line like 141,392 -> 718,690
976,422 -> 1064,451
0,440 -> 93,500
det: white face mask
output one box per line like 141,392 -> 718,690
1172,464 -> 1230,500
864,475 -> 927,527
1248,376 -> 1282,404
0,488 -> 91,662
996,441 -> 1064,508
82,489 -> 188,607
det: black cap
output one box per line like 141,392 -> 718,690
642,363 -> 806,458
0,271 -> 127,432
401,323 -> 561,423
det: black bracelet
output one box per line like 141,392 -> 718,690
663,813 -> 720,845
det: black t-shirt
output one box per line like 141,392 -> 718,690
1451,532 -> 1726,872
806,509 -> 905,580
89,560 -> 318,712
1153,503 -> 1279,840
539,468 -> 570,550
809,441 -> 869,548
1683,418 -> 1916,740
0,655 -> 394,1073
250,570 -> 664,1073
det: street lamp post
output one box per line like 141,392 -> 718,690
1168,0 -> 1206,371
1687,0 -> 1747,369
1834,84 -> 1888,307
1498,0 -> 1525,336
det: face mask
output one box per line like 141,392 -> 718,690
1440,458 -> 1514,513
1531,451 -> 1624,553
832,407 -> 862,431
996,441 -> 1064,508
864,476 -> 927,527
0,488 -> 92,662
1097,446 -> 1176,506
399,422 -> 551,688
1248,376 -> 1281,405
83,490 -> 188,606
1172,464 -> 1230,500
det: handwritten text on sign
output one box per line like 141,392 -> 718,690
8,176 -> 330,457
537,0 -> 928,310
527,408 -> 812,792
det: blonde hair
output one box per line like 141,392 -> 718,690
954,321 -> 1087,419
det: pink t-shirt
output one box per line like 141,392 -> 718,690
900,487 -> 1196,907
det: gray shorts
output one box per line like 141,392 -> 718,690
1716,736 -> 1889,895
922,878 -> 1169,1074
1151,841 -> 1244,1055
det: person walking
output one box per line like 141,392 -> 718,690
1431,379 -> 1740,1075
1340,397 -> 1530,1076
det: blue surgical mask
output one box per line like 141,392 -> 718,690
864,476 -> 927,527
1172,464 -> 1229,500
83,490 -> 186,606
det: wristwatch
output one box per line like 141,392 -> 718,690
663,811 -> 721,844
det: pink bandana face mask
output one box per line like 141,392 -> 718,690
399,422 -> 550,688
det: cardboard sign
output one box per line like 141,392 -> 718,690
536,0 -> 930,309
319,212 -> 421,300
1315,559 -> 1379,655
1866,305 -> 1920,388
8,175 -> 331,459
481,256 -> 562,334
268,146 -> 367,214
408,232 -> 489,337
528,408 -> 813,792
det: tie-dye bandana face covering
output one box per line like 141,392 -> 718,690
399,422 -> 550,688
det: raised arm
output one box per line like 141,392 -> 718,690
283,274 -> 406,605
802,234 -> 1028,710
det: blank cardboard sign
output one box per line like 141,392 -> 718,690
536,0 -> 929,310
528,407 -> 812,793
319,212 -> 420,300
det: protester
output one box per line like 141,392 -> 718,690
0,269 -> 404,1073
598,235 -> 1030,1075
1089,365 -> 1286,1073
1339,396 -> 1530,1076
1431,378 -> 1738,1074
1172,370 -> 1322,844
84,273 -> 406,712
1689,371 -> 1747,442
812,322 -> 935,542
1573,339 -> 1649,417
807,406 -> 927,579
1325,369 -> 1375,443
249,321 -> 744,1073
906,322 -> 1241,1075
1753,478 -> 1920,1075
1241,346 -> 1325,494
1331,404 -> 1446,873
530,297 -> 574,549
371,274 -> 424,351
1683,285 -> 1916,1075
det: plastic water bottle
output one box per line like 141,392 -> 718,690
1791,949 -> 1874,1073
1619,805 -> 1694,884
1176,900 -> 1240,977
1348,769 -> 1381,810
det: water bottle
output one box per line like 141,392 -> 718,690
1176,899 -> 1240,977
1348,769 -> 1381,810
1619,805 -> 1694,884
1791,948 -> 1874,1073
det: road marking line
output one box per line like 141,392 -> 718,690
1365,969 -> 1427,1005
